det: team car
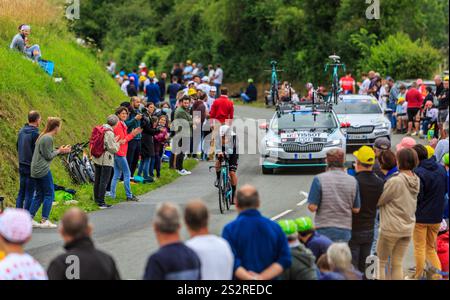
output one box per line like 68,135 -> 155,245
334,95 -> 391,147
259,103 -> 346,174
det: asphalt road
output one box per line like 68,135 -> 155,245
26,104 -> 418,279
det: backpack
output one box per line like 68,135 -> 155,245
89,126 -> 112,158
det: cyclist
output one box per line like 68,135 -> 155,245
215,125 -> 239,204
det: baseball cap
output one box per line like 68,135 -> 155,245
386,76 -> 394,82
188,88 -> 197,96
417,78 -> 423,85
425,145 -> 435,159
210,86 -> 217,92
0,208 -> 33,244
201,76 -> 209,82
396,137 -> 416,152
444,76 -> 449,81
374,137 -> 391,151
353,146 -> 376,165
248,78 -> 254,83
278,220 -> 298,236
148,70 -> 156,78
442,153 -> 449,166
295,217 -> 314,233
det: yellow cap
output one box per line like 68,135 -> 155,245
148,70 -> 156,78
186,60 -> 192,65
425,145 -> 435,159
444,76 -> 449,81
353,146 -> 376,165
188,88 -> 197,96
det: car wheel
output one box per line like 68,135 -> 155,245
262,166 -> 274,175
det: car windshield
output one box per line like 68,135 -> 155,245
334,98 -> 382,114
271,111 -> 337,130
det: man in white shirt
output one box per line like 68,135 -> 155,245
0,209 -> 47,280
184,200 -> 234,280
359,72 -> 371,95
121,77 -> 130,96
207,86 -> 217,110
208,65 -> 215,82
197,76 -> 211,95
213,64 -> 224,98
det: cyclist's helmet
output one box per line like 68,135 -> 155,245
278,220 -> 297,236
219,125 -> 236,137
295,217 -> 314,233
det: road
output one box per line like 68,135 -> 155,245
26,104 -> 417,279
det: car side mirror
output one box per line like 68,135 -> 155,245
259,123 -> 269,131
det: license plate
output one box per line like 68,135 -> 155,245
348,134 -> 368,140
299,153 -> 311,159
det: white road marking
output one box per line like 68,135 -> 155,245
297,191 -> 309,206
271,209 -> 293,221
297,199 -> 308,206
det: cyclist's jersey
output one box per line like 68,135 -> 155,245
340,76 -> 355,92
216,135 -> 239,172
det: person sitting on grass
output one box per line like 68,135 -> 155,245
10,24 -> 42,62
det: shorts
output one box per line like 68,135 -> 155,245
407,108 -> 420,122
217,154 -> 239,172
397,113 -> 408,121
438,109 -> 448,124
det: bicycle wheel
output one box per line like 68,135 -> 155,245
218,178 -> 225,214
74,157 -> 89,184
225,177 -> 232,210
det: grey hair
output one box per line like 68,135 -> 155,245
153,202 -> 181,234
106,114 -> 119,127
327,243 -> 352,271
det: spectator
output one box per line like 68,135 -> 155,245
146,78 -> 162,106
320,243 -> 362,280
376,148 -> 420,280
197,63 -> 205,78
394,86 -> 408,134
213,64 -> 224,97
138,62 -> 148,76
192,93 -> 207,159
420,100 -> 439,139
372,137 -> 391,178
47,208 -> 120,280
91,115 -> 121,209
349,146 -> 384,274
183,60 -> 194,81
222,185 -> 291,280
434,75 -> 444,98
184,200 -> 234,280
125,97 -> 143,179
172,63 -> 183,83
241,79 -> 258,103
10,24 -> 41,62
278,220 -> 318,280
120,75 -> 130,96
396,137 -> 416,152
207,86 -> 217,110
153,115 -> 170,179
405,82 -> 423,136
411,144 -> 447,279
358,72 -> 371,95
143,203 -> 201,280
110,107 -> 142,202
167,77 -> 182,110
208,64 -> 215,82
437,222 -> 449,279
307,149 -> 361,242
16,111 -> 41,210
172,96 -> 193,176
0,209 -> 47,280
437,77 -> 449,138
157,73 -> 167,103
386,77 -> 398,128
128,70 -> 139,92
417,79 -> 427,98
126,77 -> 138,97
29,117 -> 71,228
197,76 -> 211,96
296,217 -> 332,262
106,60 -> 116,76
339,72 -> 356,95
210,87 -> 234,125
137,114 -> 159,183
368,72 -> 381,99
378,150 -> 399,180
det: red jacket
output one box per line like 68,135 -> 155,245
210,95 -> 234,124
437,231 -> 449,278
113,121 -> 136,157
406,88 -> 424,109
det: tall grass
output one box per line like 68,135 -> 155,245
0,0 -> 60,26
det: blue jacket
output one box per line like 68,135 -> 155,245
222,209 -> 291,275
414,158 -> 448,224
128,73 -> 139,91
168,83 -> 182,100
17,124 -> 40,175
304,232 -> 333,261
146,83 -> 161,104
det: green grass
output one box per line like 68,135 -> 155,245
0,11 -> 200,222
34,159 -> 197,222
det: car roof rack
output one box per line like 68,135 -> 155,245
276,100 -> 334,117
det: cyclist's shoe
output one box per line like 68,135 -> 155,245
98,203 -> 112,209
178,169 -> 191,176
126,196 -> 140,202
214,179 -> 219,188
39,220 -> 58,229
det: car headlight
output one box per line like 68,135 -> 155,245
266,140 -> 280,148
325,139 -> 342,147
375,122 -> 390,130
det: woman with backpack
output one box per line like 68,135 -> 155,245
29,117 -> 71,228
110,107 -> 142,202
91,115 -> 122,209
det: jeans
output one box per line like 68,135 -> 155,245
25,45 -> 41,61
110,155 -> 133,199
169,98 -> 177,110
421,119 -> 430,134
126,139 -> 141,177
175,152 -> 185,171
349,229 -> 375,273
376,234 -> 411,280
29,171 -> 54,220
93,164 -> 113,205
214,84 -> 221,98
16,173 -> 35,211
413,223 -> 442,279
154,152 -> 162,177
241,93 -> 251,103
371,210 -> 380,255
137,157 -> 155,180
317,227 -> 352,243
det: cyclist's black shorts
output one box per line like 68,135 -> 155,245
217,154 -> 239,172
